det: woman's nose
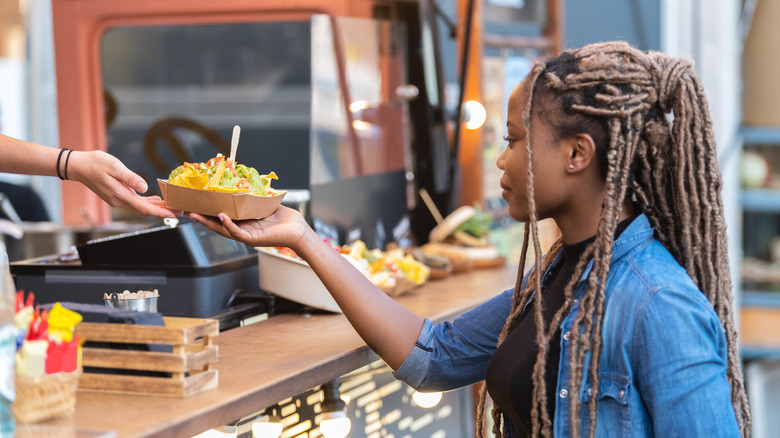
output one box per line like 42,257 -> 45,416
496,146 -> 508,170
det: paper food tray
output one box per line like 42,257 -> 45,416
257,247 -> 341,313
158,178 -> 285,220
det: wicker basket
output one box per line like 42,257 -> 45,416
13,371 -> 79,423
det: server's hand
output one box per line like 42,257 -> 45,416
68,150 -> 176,218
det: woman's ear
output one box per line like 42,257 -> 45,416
565,133 -> 597,173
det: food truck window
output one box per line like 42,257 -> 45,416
101,21 -> 312,196
308,15 -> 412,248
101,16 -> 412,249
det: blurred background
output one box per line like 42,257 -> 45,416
0,0 -> 778,436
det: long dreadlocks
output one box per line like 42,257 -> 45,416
476,41 -> 751,438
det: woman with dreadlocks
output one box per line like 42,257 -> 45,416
188,41 -> 750,437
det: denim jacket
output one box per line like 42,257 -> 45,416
394,214 -> 740,437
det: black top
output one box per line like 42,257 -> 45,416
485,216 -> 635,436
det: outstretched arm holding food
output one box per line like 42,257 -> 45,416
188,207 -> 424,371
0,134 -> 174,218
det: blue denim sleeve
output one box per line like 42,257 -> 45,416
393,288 -> 514,391
633,285 -> 740,436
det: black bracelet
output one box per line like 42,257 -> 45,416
63,149 -> 73,181
56,148 -> 69,180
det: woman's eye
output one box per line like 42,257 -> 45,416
503,135 -> 517,148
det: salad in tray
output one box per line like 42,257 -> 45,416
168,153 -> 278,196
159,153 -> 285,220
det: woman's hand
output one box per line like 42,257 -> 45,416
191,204 -> 424,371
68,150 -> 176,218
187,206 -> 310,251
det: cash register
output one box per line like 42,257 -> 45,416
10,217 -> 270,325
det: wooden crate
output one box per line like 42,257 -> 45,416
75,317 -> 219,397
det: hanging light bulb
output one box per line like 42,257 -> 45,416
462,100 -> 487,130
252,422 -> 283,438
320,410 -> 350,438
252,405 -> 283,438
349,100 -> 371,131
191,423 -> 237,438
412,390 -> 443,408
319,380 -> 351,438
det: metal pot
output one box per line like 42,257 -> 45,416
104,292 -> 158,312
2,222 -> 76,262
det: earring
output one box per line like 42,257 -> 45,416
568,163 -> 575,170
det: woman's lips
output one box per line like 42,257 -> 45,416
500,182 -> 511,201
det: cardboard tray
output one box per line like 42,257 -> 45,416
257,248 -> 341,313
256,248 -> 423,313
158,178 -> 286,220
75,317 -> 219,397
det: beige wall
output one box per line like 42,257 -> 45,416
743,0 -> 780,127
0,0 -> 25,60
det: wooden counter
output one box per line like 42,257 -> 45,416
19,265 -> 518,438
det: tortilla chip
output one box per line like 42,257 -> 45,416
205,160 -> 226,190
261,172 -> 278,181
170,167 -> 209,189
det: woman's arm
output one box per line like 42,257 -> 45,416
0,134 -> 62,176
634,286 -> 741,436
0,134 -> 174,218
189,208 -> 425,371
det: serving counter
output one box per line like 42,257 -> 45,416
17,265 -> 518,438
